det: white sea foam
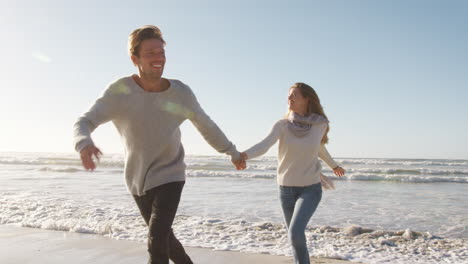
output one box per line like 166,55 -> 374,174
38,167 -> 82,173
1,194 -> 466,264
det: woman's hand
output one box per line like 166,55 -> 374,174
333,166 -> 345,177
232,152 -> 247,170
235,152 -> 248,170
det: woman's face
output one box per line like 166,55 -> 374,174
288,87 -> 308,115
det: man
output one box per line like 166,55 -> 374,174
73,25 -> 244,264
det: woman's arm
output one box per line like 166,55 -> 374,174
243,120 -> 282,160
319,144 -> 345,177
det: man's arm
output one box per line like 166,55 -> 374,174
73,89 -> 117,170
185,88 -> 242,167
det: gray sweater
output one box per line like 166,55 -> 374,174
73,76 -> 240,196
244,119 -> 338,186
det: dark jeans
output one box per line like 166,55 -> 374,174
133,181 -> 193,264
280,183 -> 322,264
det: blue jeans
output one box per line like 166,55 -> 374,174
279,183 -> 322,264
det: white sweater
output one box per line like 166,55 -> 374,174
73,76 -> 239,196
244,119 -> 338,186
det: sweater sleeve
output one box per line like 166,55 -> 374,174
318,144 -> 338,169
185,87 -> 240,161
244,120 -> 282,160
73,89 -> 117,152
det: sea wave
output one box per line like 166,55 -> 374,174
340,173 -> 468,183
339,159 -> 468,166
2,153 -> 468,184
186,170 -> 276,179
2,154 -> 467,168
346,168 -> 468,176
5,164 -> 467,183
186,170 -> 468,183
32,166 -> 467,183
0,158 -> 124,167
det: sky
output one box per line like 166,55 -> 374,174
0,0 -> 467,159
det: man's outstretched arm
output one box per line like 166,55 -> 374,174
73,89 -> 117,170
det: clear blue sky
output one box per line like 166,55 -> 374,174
1,0 -> 467,159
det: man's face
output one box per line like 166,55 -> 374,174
132,38 -> 166,79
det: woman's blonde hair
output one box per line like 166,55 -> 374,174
289,82 -> 330,144
128,25 -> 166,57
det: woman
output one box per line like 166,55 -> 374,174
239,82 -> 345,264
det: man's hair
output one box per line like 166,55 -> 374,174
128,25 -> 166,57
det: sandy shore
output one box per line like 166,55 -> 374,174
0,225 -> 353,264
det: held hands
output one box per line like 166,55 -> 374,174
232,152 -> 248,170
80,145 -> 102,171
333,166 -> 346,177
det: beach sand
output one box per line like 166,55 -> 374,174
0,225 -> 353,264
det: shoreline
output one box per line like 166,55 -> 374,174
0,225 -> 353,264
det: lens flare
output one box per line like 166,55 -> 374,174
31,52 -> 51,63
110,83 -> 131,95
162,101 -> 194,119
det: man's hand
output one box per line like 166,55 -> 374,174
80,145 -> 102,171
232,152 -> 247,170
232,159 -> 246,170
333,166 -> 346,177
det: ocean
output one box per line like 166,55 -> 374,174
0,152 -> 466,264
